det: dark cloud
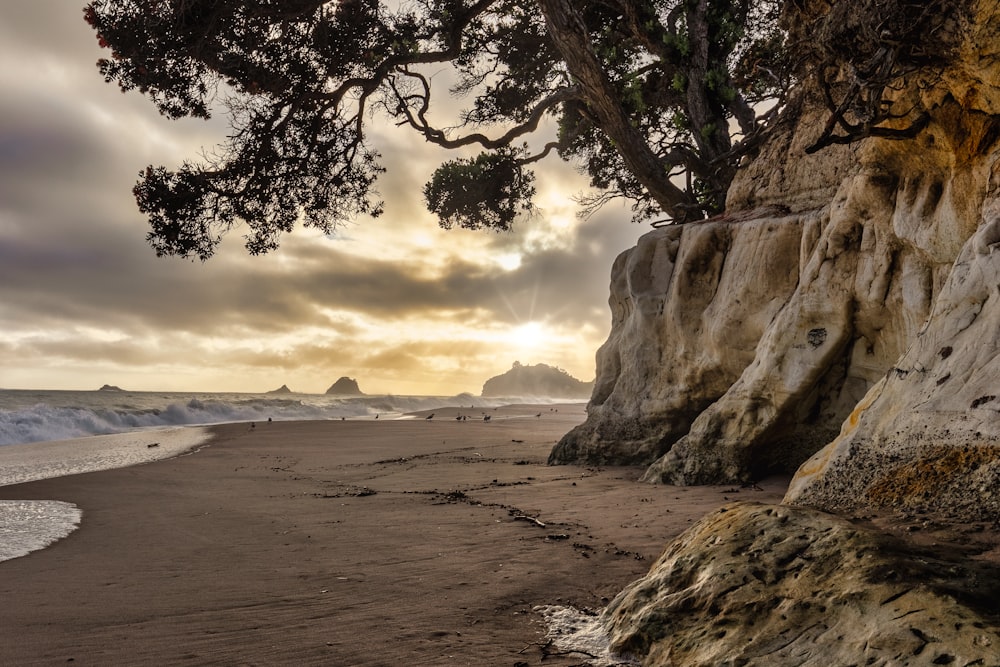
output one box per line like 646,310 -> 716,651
7,336 -> 162,368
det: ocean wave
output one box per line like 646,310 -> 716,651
0,399 -> 332,446
0,391 -> 566,447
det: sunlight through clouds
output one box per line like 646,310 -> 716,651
0,0 -> 642,395
511,321 -> 551,351
495,252 -> 523,271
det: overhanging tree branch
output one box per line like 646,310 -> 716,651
390,72 -> 581,154
537,0 -> 698,221
802,0 -> 965,153
86,0 -> 796,256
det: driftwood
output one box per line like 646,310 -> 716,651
512,513 -> 546,528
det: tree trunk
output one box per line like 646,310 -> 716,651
536,0 -> 701,221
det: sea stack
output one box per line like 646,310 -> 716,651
325,377 -> 364,396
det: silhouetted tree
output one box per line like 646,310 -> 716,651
85,0 -> 791,259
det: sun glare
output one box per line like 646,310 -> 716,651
496,252 -> 523,271
512,321 -> 548,350
550,215 -> 573,229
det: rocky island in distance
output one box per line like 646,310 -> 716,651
481,362 -> 593,399
325,377 -> 364,396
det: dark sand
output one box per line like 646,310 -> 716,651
0,405 -> 789,666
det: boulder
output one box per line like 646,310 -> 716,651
600,503 -> 1000,666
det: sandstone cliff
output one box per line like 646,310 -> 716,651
786,200 -> 1000,520
552,0 -> 1000,524
544,2 -> 1000,665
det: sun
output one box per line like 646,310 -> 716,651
496,252 -> 523,271
512,321 -> 549,350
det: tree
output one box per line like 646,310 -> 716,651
800,0 -> 969,154
84,0 -> 791,259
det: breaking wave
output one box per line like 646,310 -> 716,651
0,390 -> 565,447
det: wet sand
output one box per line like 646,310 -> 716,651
0,405 -> 788,666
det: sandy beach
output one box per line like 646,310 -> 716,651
0,405 -> 788,666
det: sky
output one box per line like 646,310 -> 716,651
0,1 -> 647,396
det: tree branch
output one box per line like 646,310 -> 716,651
536,0 -> 699,221
390,72 -> 581,151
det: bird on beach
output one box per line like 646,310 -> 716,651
425,413 -> 434,420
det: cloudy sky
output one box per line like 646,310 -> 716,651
0,1 -> 647,396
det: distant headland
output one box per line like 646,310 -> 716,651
481,362 -> 593,399
97,384 -> 125,392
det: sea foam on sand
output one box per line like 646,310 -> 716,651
536,605 -> 639,666
0,426 -> 211,562
0,500 -> 82,562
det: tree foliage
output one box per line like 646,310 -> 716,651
424,147 -> 536,231
85,0 -> 792,259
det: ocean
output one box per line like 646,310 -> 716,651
0,388 -> 526,447
0,388 -> 559,562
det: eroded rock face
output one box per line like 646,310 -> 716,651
601,503 -> 1000,666
553,139 -> 962,478
560,3 -> 1000,665
786,196 -> 1000,520
553,0 -> 1000,501
641,160 -> 968,485
550,215 -> 813,465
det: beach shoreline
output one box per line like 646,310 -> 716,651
0,403 -> 789,665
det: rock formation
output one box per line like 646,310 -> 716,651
97,384 -> 124,392
544,2 -> 1000,665
551,0 -> 1000,523
786,205 -> 1000,520
481,361 -> 593,399
266,384 -> 293,394
541,2 -> 1000,665
325,377 -> 363,396
600,503 -> 1000,666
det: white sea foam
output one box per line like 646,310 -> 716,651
535,605 -> 639,666
0,500 -> 82,562
0,427 -> 211,487
0,427 -> 210,563
0,389 -> 557,446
